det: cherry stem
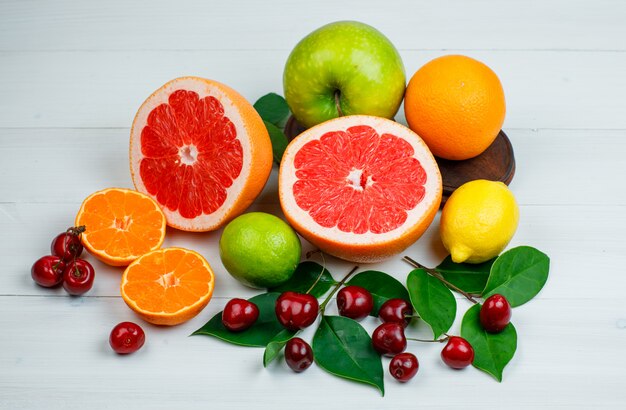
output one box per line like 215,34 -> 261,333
305,251 -> 327,295
68,225 -> 86,236
319,265 -> 359,314
407,336 -> 450,343
402,256 -> 479,304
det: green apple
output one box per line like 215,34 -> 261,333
283,21 -> 406,129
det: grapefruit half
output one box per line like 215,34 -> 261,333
279,115 -> 442,263
130,77 -> 273,231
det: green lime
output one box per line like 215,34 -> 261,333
219,212 -> 302,289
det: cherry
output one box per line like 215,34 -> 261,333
284,337 -> 314,373
379,298 -> 413,327
62,258 -> 95,295
371,322 -> 407,357
275,291 -> 319,331
109,322 -> 145,354
389,352 -> 419,382
441,336 -> 475,369
51,227 -> 84,261
480,294 -> 512,333
31,255 -> 66,287
222,298 -> 259,332
336,285 -> 373,321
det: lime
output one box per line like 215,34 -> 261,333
219,212 -> 302,289
440,180 -> 519,264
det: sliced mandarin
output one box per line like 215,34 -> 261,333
75,188 -> 166,266
120,248 -> 215,326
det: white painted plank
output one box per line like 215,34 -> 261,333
2,202 -> 625,302
2,1 -> 625,408
1,296 -> 624,409
2,128 -> 625,206
1,49 -> 625,129
1,0 -> 624,52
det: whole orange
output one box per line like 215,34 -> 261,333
404,55 -> 506,160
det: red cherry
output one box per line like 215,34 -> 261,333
371,322 -> 407,357
441,336 -> 475,369
62,258 -> 95,295
31,255 -> 66,287
284,337 -> 313,372
480,294 -> 512,333
222,298 -> 259,332
379,298 -> 413,327
389,352 -> 419,382
109,322 -> 145,354
51,227 -> 84,261
336,285 -> 373,321
275,291 -> 319,331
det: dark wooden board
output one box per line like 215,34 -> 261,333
284,116 -> 515,207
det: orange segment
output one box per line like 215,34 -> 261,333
120,248 -> 215,326
75,188 -> 166,266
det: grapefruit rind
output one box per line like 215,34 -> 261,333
120,247 -> 215,326
74,188 -> 166,267
129,76 -> 272,232
279,115 -> 442,263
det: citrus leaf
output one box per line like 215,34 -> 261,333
461,304 -> 517,382
346,270 -> 410,316
269,261 -> 336,298
436,256 -> 495,294
313,316 -> 384,395
191,293 -> 284,347
406,269 -> 456,338
254,93 -> 290,127
263,120 -> 289,164
263,329 -> 298,367
482,246 -> 550,307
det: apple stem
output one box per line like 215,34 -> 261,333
319,265 -> 359,314
402,256 -> 479,304
334,90 -> 344,117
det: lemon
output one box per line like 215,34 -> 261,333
219,212 -> 302,289
440,180 -> 519,264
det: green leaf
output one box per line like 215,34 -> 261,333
254,93 -> 290,127
461,304 -> 517,382
482,246 -> 550,307
436,256 -> 495,294
263,329 -> 298,367
263,120 -> 289,164
313,316 -> 384,395
191,293 -> 284,347
406,269 -> 456,338
346,270 -> 410,316
269,261 -> 336,298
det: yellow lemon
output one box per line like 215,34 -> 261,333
440,180 -> 519,264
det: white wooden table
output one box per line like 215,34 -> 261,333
2,1 -> 625,408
